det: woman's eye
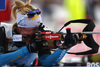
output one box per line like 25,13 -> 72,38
30,29 -> 36,31
32,29 -> 35,31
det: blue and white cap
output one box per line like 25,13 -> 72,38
16,13 -> 42,28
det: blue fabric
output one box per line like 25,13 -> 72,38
0,45 -> 70,67
39,48 -> 70,67
14,53 -> 37,66
0,46 -> 29,66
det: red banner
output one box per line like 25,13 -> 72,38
0,0 -> 12,22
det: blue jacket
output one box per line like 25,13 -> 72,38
0,46 -> 70,67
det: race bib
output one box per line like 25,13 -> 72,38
13,35 -> 22,41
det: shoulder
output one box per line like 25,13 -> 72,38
0,22 -> 14,38
0,22 -> 13,27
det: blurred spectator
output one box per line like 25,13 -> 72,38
41,0 -> 53,16
93,0 -> 100,23
85,0 -> 97,20
41,0 -> 53,24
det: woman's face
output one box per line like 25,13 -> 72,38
18,27 -> 38,35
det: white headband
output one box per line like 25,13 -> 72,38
16,13 -> 42,28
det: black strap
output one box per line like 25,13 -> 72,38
0,26 -> 6,53
66,19 -> 99,55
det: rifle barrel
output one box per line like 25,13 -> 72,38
73,32 -> 100,34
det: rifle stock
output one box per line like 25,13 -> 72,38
5,32 -> 87,53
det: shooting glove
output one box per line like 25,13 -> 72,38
27,34 -> 42,53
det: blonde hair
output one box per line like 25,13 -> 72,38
12,0 -> 36,29
12,0 -> 36,19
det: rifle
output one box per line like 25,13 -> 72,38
5,19 -> 100,55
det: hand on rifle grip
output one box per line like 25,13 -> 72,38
27,34 -> 42,53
